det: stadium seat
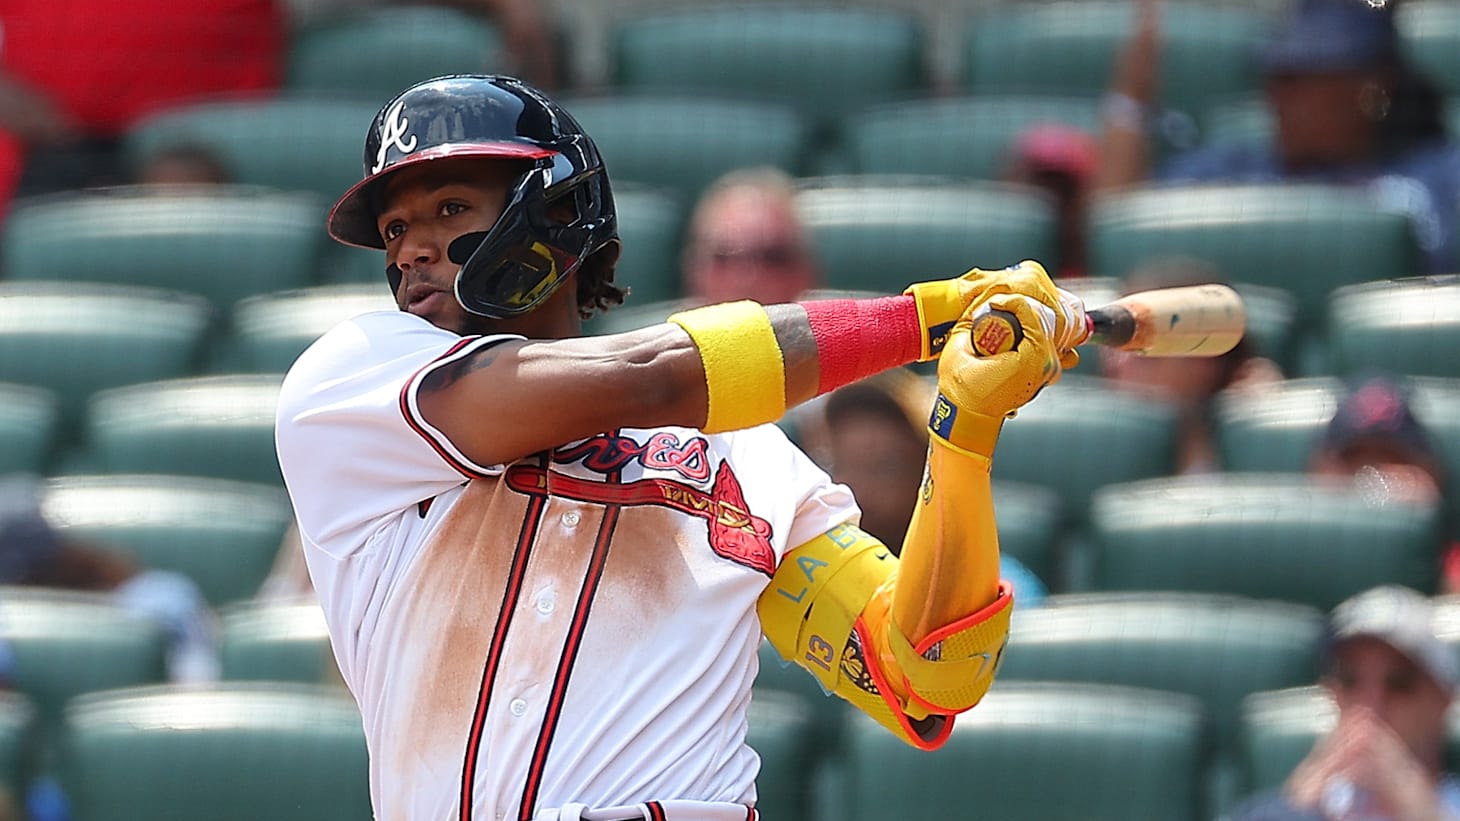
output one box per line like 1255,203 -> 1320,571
123,96 -> 381,203
1,187 -> 327,311
795,177 -> 1059,294
754,640 -> 852,751
40,475 -> 294,608
842,681 -> 1210,821
0,693 -> 36,798
745,689 -> 819,821
59,683 -> 370,821
1328,277 -> 1460,379
609,6 -> 927,137
1214,376 -> 1460,484
220,602 -> 335,685
1397,0 -> 1460,98
1236,686 -> 1335,797
228,285 -> 393,373
0,283 -> 212,438
991,480 -> 1065,591
843,95 -> 1099,180
0,383 -> 59,475
1088,474 -> 1446,610
286,5 -> 505,101
1199,95 -> 1274,148
1089,183 -> 1425,364
609,184 -> 688,306
84,375 -> 284,486
996,591 -> 1323,779
987,375 -> 1180,529
557,94 -> 811,206
0,588 -> 168,735
960,2 -> 1267,121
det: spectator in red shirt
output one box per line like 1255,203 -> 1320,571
0,0 -> 283,215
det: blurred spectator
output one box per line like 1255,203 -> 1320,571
134,143 -> 233,188
1309,373 -> 1460,594
0,0 -> 284,216
680,167 -> 821,306
1097,0 -> 1460,274
1004,124 -> 1100,278
0,475 -> 218,682
283,0 -> 566,90
1227,585 -> 1460,821
792,368 -> 1048,605
1100,257 -> 1282,474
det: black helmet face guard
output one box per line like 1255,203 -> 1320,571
449,154 -> 610,318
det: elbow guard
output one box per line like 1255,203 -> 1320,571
757,523 -> 1014,750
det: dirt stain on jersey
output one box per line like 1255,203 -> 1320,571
593,505 -> 698,626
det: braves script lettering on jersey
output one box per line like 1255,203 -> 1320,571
276,310 -> 857,821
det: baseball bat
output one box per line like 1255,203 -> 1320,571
1080,283 -> 1245,357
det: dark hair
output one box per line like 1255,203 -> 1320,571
575,242 -> 626,318
1377,59 -> 1451,156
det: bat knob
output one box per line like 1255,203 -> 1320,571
969,307 -> 1024,357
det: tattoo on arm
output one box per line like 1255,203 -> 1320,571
766,303 -> 820,406
419,346 -> 502,395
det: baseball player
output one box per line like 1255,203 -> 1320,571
274,74 -> 1084,821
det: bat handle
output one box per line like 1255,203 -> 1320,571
1081,305 -> 1136,348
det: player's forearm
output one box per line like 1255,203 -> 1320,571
890,436 -> 1002,643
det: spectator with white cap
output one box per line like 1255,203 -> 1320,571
1229,584 -> 1460,821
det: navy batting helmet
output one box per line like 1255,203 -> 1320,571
328,74 -> 619,318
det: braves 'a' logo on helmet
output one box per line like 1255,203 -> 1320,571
371,100 -> 419,175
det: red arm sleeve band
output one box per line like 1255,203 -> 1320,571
802,295 -> 924,396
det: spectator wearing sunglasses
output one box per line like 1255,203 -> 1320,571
1227,585 -> 1460,821
680,166 -> 821,307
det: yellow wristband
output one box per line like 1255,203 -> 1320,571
927,393 -> 1001,464
668,300 -> 786,433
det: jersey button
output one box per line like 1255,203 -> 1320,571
509,698 -> 527,717
561,511 -> 581,527
535,593 -> 555,615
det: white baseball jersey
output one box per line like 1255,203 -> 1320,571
275,310 -> 858,821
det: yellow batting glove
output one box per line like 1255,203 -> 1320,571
928,294 -> 1066,461
904,260 -> 1081,362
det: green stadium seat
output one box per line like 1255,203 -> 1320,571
961,2 -> 1267,120
1089,183 -> 1425,366
1214,376 -> 1460,484
1328,277 -> 1460,379
795,176 -> 1059,293
754,640 -> 853,750
0,383 -> 59,475
1,187 -> 327,311
124,96 -> 380,203
610,6 -> 927,137
1089,474 -> 1446,610
286,6 -> 505,101
843,95 -> 1099,180
611,184 -> 688,307
991,480 -> 1065,592
557,94 -> 811,206
0,693 -> 36,797
1397,0 -> 1460,98
996,591 -> 1324,815
220,602 -> 335,685
0,588 -> 169,735
988,375 -> 1180,528
745,689 -> 819,821
59,683 -> 370,821
1199,95 -> 1274,148
0,283 -> 212,438
40,475 -> 294,608
84,375 -> 284,486
1236,686 -> 1335,797
842,681 -> 1210,821
229,285 -> 394,374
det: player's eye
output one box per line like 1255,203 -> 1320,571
381,220 -> 406,242
440,201 -> 469,218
